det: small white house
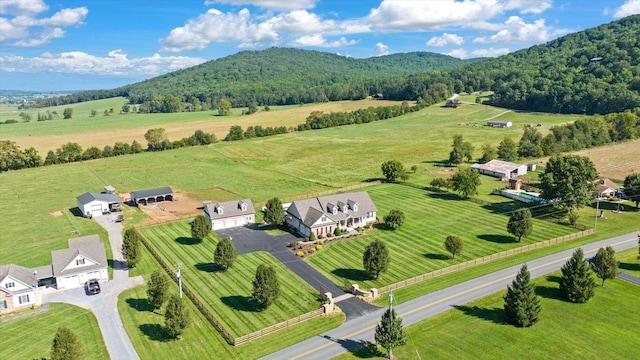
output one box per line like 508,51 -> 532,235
77,192 -> 121,218
0,264 -> 37,314
52,235 -> 108,289
487,120 -> 513,128
204,199 -> 255,230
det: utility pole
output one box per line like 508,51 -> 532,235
593,197 -> 600,231
388,289 -> 393,360
176,265 -> 182,298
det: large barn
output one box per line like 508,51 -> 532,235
471,160 -> 527,180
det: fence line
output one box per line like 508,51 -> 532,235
233,308 -> 325,346
254,181 -> 381,207
375,228 -> 594,295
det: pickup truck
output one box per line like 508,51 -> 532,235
87,279 -> 101,295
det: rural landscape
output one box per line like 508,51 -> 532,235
1,6 -> 639,360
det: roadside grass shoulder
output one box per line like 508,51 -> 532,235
0,303 -> 108,360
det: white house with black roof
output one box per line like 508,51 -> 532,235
286,191 -> 376,238
130,186 -> 173,205
77,192 -> 122,218
204,199 -> 255,230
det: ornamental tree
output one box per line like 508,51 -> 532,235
214,236 -> 237,271
164,294 -> 190,339
374,308 -> 407,359
363,239 -> 390,279
589,246 -> 618,287
507,208 -> 533,242
503,264 -> 541,327
559,248 -> 596,303
444,235 -> 464,259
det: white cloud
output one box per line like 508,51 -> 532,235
446,47 -> 510,59
0,50 -> 207,76
613,0 -> 640,18
504,0 -> 553,14
427,33 -> 464,47
204,0 -> 317,11
375,42 -> 389,56
290,33 -> 357,48
473,16 -> 550,44
0,2 -> 87,47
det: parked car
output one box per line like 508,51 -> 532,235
115,214 -> 124,222
87,279 -> 100,295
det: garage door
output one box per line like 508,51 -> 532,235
236,217 -> 246,226
90,204 -> 103,217
213,221 -> 224,230
225,219 -> 236,228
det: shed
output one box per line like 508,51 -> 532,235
487,120 -> 512,128
77,192 -> 122,218
130,186 -> 174,206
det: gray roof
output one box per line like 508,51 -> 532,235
77,192 -> 121,205
0,264 -> 36,289
130,186 -> 173,200
52,235 -> 107,277
288,191 -> 376,228
205,199 -> 255,220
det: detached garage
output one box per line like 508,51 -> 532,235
51,235 -> 108,290
130,186 -> 173,206
204,199 -> 255,230
77,192 -> 121,218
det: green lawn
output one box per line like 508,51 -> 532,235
138,221 -> 322,338
119,240 -> 345,359
0,303 -> 108,360
618,247 -> 640,278
339,274 -> 640,359
307,183 -> 577,290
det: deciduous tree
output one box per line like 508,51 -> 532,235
191,214 -> 211,241
539,154 -> 598,209
252,264 -> 280,310
623,173 -> 640,208
381,160 -> 406,182
497,137 -> 518,161
63,107 -> 73,119
164,294 -> 190,339
449,134 -> 474,164
449,167 -> 480,199
444,235 -> 463,259
589,246 -> 618,286
218,99 -> 232,115
144,128 -> 168,151
147,270 -> 169,310
363,239 -> 390,279
51,326 -> 83,360
383,209 -> 405,230
264,197 -> 285,226
559,248 -> 596,303
224,125 -> 245,141
374,308 -> 407,358
214,236 -> 237,271
503,264 -> 541,327
507,208 -> 533,242
122,227 -> 142,268
480,143 -> 497,163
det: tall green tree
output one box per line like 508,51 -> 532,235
164,294 -> 190,339
589,246 -> 618,287
517,127 -> 544,158
449,134 -> 474,164
363,239 -> 390,279
503,264 -> 541,327
539,154 -> 598,209
56,142 -> 83,163
480,143 -> 497,163
224,125 -> 245,141
507,208 -> 533,242
122,227 -> 142,268
383,209 -> 405,230
374,308 -> 407,358
449,167 -> 481,199
218,99 -> 232,115
380,160 -> 406,182
51,326 -> 83,360
147,270 -> 169,310
444,235 -> 464,259
252,264 -> 280,310
214,236 -> 237,271
264,197 -> 285,226
144,128 -> 168,151
497,137 -> 518,161
559,248 -> 596,303
191,214 -> 211,241
623,173 -> 640,208
63,107 -> 73,119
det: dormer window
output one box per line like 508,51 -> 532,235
343,205 -> 348,212
216,206 -> 224,215
239,201 -> 247,211
353,204 -> 358,211
332,207 -> 337,215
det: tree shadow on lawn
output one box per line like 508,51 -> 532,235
220,295 -> 261,312
477,234 -> 515,244
194,262 -> 223,273
534,275 -> 563,301
424,253 -> 450,260
139,324 -> 171,342
332,268 -> 372,282
619,262 -> 640,272
126,298 -> 155,312
454,305 -> 505,325
176,236 -> 202,245
321,335 -> 380,357
425,192 -> 461,201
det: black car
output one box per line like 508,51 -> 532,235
87,279 -> 101,295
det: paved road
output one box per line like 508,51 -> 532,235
619,272 -> 640,285
262,231 -> 640,360
43,215 -> 144,360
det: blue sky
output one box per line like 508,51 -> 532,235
1,0 -> 638,91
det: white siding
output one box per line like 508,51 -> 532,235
78,199 -> 109,218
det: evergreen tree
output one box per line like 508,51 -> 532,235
264,197 -> 285,226
191,214 -> 211,241
503,264 -> 541,327
51,326 -> 83,360
559,248 -> 596,303
214,236 -> 237,271
252,264 -> 280,310
164,294 -> 190,339
147,270 -> 169,310
507,208 -> 533,242
363,239 -> 390,279
375,308 -> 407,358
122,227 -> 142,268
589,246 -> 618,287
383,209 -> 405,230
444,235 -> 464,259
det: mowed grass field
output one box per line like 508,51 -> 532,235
138,221 -> 321,338
307,184 -> 577,290
0,303 -> 108,360
339,273 -> 640,360
0,97 -> 405,154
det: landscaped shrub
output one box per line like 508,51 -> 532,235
325,233 -> 332,238
288,242 -> 298,248
296,251 -> 304,257
318,233 -> 325,239
315,245 -> 323,251
309,233 -> 316,241
317,240 -> 324,246
309,248 -> 316,254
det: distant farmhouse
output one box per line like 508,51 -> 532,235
472,160 -> 527,181
594,178 -> 619,198
445,95 -> 462,108
487,120 -> 512,128
286,191 -> 376,238
204,199 -> 255,230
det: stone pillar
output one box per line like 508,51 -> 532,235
371,288 -> 379,299
351,284 -> 360,295
322,303 -> 334,315
324,292 -> 333,305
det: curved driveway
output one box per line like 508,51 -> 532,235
43,215 -> 144,360
262,231 -> 640,360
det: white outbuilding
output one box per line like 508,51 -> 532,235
76,192 -> 122,218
